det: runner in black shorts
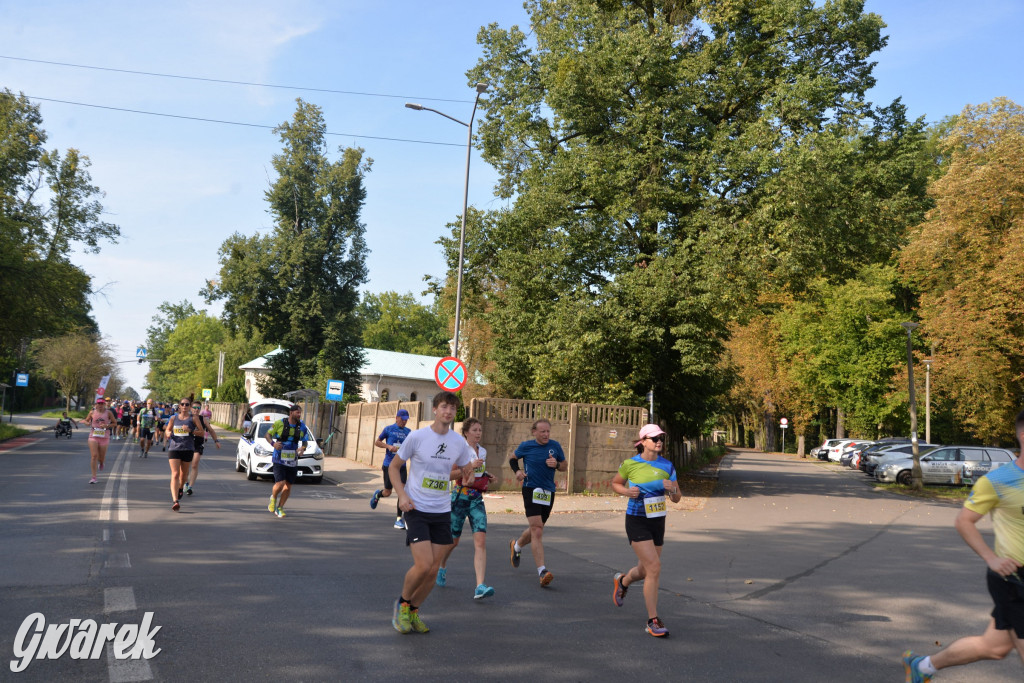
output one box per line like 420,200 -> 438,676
165,396 -> 203,512
903,409 -> 1024,681
611,424 -> 681,637
388,392 -> 475,634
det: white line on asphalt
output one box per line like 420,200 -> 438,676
99,440 -> 130,521
106,643 -> 154,682
104,587 -> 137,613
118,456 -> 130,521
104,553 -> 131,569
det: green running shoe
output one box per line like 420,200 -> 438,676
409,609 -> 429,633
902,651 -> 932,683
268,496 -> 277,513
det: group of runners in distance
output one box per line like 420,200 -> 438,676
371,391 -> 681,638
80,395 -> 221,511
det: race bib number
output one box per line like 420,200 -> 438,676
474,459 -> 487,478
421,475 -> 450,495
91,427 -> 106,438
279,449 -> 297,466
172,425 -> 190,436
532,488 -> 552,506
644,495 -> 667,518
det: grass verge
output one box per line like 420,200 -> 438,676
41,409 -> 88,419
0,424 -> 30,441
870,481 -> 970,502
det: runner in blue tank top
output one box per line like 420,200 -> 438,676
610,423 -> 682,637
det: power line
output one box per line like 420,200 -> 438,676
0,54 -> 474,104
25,95 -> 465,147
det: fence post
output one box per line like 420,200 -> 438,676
566,403 -> 578,495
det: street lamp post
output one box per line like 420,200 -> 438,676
405,82 -> 489,360
901,322 -> 922,490
923,358 -> 933,444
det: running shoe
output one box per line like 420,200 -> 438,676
474,584 -> 495,600
435,568 -> 446,587
162,445 -> 166,451
275,507 -> 286,518
510,539 -> 521,568
539,570 -> 553,587
409,609 -> 429,633
645,617 -> 669,637
268,496 -> 277,513
172,501 -> 180,512
89,477 -> 97,484
613,572 -> 628,607
177,488 -> 183,499
184,482 -> 192,496
392,600 -> 412,634
902,651 -> 933,683
370,489 -> 382,509
394,517 -> 406,530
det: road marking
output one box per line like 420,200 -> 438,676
104,587 -> 137,613
104,553 -> 131,569
118,456 -> 130,521
106,643 -> 154,682
99,442 -> 130,521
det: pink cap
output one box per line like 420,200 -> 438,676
634,423 -> 666,447
95,398 -> 106,404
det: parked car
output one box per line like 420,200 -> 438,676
824,439 -> 859,462
236,402 -> 324,483
816,439 -> 846,461
839,441 -> 874,468
863,443 -> 939,476
874,446 -> 1015,486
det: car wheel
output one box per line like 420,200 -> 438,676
246,457 -> 258,481
896,470 -> 913,486
235,456 -> 244,473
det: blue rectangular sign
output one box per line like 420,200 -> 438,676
15,373 -> 28,387
325,379 -> 344,402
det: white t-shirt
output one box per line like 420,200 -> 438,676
397,426 -> 475,513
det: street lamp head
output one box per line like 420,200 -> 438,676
475,82 -> 489,94
900,321 -> 920,333
923,358 -> 933,367
405,103 -> 424,111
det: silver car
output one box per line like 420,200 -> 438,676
875,446 -> 1015,486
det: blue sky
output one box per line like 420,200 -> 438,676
1,0 -> 1021,393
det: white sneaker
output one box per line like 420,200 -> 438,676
394,518 -> 406,529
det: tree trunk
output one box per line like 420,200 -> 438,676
797,434 -> 805,458
762,411 -> 776,452
836,406 -> 846,439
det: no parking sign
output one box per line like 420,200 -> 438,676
434,357 -> 467,392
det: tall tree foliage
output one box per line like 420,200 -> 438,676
900,98 -> 1024,444
459,0 -> 925,434
0,90 -> 117,373
32,332 -> 116,410
358,291 -> 449,356
204,99 -> 369,397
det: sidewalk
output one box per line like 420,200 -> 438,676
321,454 -> 715,514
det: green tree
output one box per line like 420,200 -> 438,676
143,300 -> 199,398
32,331 -> 114,410
456,0 -> 924,434
154,313 -> 227,400
205,99 -> 368,398
358,291 -> 448,356
0,90 -> 116,373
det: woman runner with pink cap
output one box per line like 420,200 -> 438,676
610,423 -> 682,637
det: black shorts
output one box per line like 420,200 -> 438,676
168,449 -> 194,463
521,487 -> 556,523
193,436 -> 205,455
140,428 -> 154,440
273,463 -> 297,484
625,514 -> 666,546
987,569 -> 1024,637
403,509 -> 453,546
120,416 -> 131,427
382,463 -> 407,490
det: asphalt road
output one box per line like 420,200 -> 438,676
0,425 -> 1019,682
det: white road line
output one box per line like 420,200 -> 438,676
104,553 -> 131,569
103,587 -> 137,613
118,456 -> 130,521
99,441 -> 130,521
106,643 -> 154,682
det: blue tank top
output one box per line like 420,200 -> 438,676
168,414 -> 195,452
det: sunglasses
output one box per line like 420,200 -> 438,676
646,435 -> 666,443
180,402 -> 191,407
